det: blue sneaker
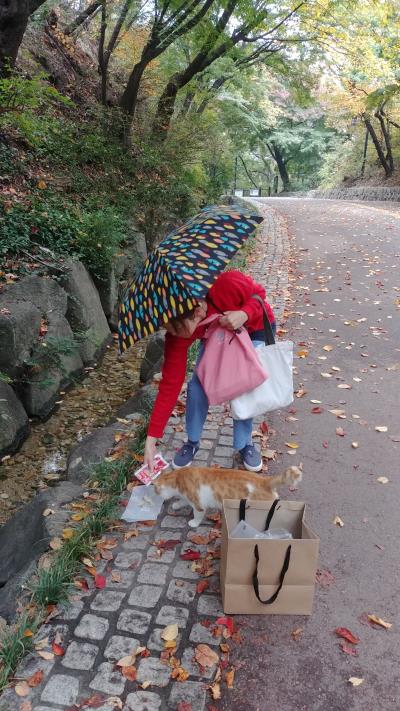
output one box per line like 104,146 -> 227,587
240,444 -> 262,472
172,441 -> 199,469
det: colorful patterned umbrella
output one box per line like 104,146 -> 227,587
118,204 -> 263,352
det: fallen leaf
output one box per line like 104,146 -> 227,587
27,670 -> 44,687
155,539 -> 181,550
220,643 -> 230,653
195,644 -> 219,667
337,384 -> 351,389
310,399 -> 322,404
209,681 -> 221,700
23,629 -> 34,638
295,388 -> 307,398
375,426 -> 388,433
285,442 -> 299,449
163,640 -> 177,650
367,614 -> 392,629
377,476 -> 389,484
171,666 -> 190,682
122,665 -> 137,681
291,628 -> 303,641
261,448 -> 277,459
71,512 -> 86,522
177,703 -> 193,711
116,654 -> 136,668
333,515 -> 344,527
180,549 -> 201,560
141,681 -> 151,689
336,428 -> 345,437
323,345 -> 333,351
49,537 -> 63,551
196,580 -> 209,594
297,349 -> 309,358
19,702 -> 32,711
15,682 -> 30,697
225,667 -> 235,688
348,677 -> 364,687
94,574 -> 106,589
311,407 -> 323,414
321,372 -> 332,378
260,421 -> 269,433
329,409 -> 346,417
316,569 -> 335,587
335,628 -> 359,644
124,529 -> 138,541
161,623 -> 179,641
37,651 -> 54,661
51,642 -> 65,656
351,442 -> 359,449
62,528 -> 75,540
38,180 -> 47,189
111,571 -> 121,583
42,508 -> 54,517
340,641 -> 358,656
216,617 -> 235,636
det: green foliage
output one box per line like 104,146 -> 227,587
0,614 -> 40,692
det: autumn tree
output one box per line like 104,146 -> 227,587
0,0 -> 47,76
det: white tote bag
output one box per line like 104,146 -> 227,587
230,296 -> 294,420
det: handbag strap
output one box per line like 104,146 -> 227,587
239,498 -> 247,521
264,498 -> 280,531
251,294 -> 275,345
253,543 -> 291,604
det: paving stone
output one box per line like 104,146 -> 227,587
74,614 -> 109,640
218,435 -> 232,446
180,647 -> 216,679
155,529 -> 184,541
104,634 -> 140,661
146,546 -> 176,564
147,628 -> 181,652
56,599 -> 84,620
167,503 -> 192,516
189,622 -> 221,645
136,657 -> 171,687
105,569 -> 137,589
172,560 -> 200,579
200,439 -> 214,449
168,680 -> 207,711
155,605 -> 189,628
197,594 -> 223,617
122,535 -> 150,550
114,550 -> 142,570
33,707 -> 60,711
90,590 -> 126,612
160,515 -> 187,528
128,584 -> 163,608
61,641 -> 99,670
89,661 -> 126,695
138,562 -> 169,585
117,608 -> 152,635
213,456 -> 234,468
166,579 -> 197,605
41,674 -> 79,706
35,624 -> 69,646
124,690 -> 162,711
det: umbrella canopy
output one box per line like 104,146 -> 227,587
118,204 -> 263,352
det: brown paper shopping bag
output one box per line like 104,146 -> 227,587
220,498 -> 319,615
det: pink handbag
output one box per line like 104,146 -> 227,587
196,315 -> 268,405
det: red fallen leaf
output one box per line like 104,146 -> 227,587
201,619 -> 212,628
27,670 -> 44,687
155,539 -> 181,550
78,694 -> 106,708
340,641 -> 358,656
196,580 -> 209,594
94,574 -> 106,589
260,421 -> 269,433
177,703 -> 193,711
336,427 -> 345,437
180,549 -> 201,560
315,569 -> 335,587
322,441 -> 329,449
311,407 -> 323,414
122,665 -> 137,681
140,647 -> 151,657
216,616 -> 235,636
52,642 -> 65,656
335,628 -> 359,644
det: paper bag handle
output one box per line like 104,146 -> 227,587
239,498 -> 280,531
252,543 -> 291,605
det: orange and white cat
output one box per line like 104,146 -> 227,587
153,465 -> 302,527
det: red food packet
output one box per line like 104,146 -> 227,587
134,454 -> 169,485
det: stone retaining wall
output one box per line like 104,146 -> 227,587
307,186 -> 400,202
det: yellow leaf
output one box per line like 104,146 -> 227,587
333,515 -> 344,527
37,180 -> 47,189
348,677 -> 364,687
116,654 -> 136,667
367,614 -> 392,629
15,681 -> 30,696
62,528 -> 75,540
160,623 -> 178,641
23,629 -> 34,638
164,640 -> 177,649
285,442 -> 299,449
195,644 -> 219,668
71,512 -> 86,522
81,557 -> 94,567
141,681 -> 151,689
323,345 -> 333,351
225,668 -> 235,688
296,349 -> 309,358
377,476 -> 389,484
210,681 -> 221,700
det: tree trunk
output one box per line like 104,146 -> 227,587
152,77 -> 180,139
375,109 -> 394,173
64,0 -> 101,35
360,128 -> 369,177
0,0 -> 30,76
270,142 -> 290,191
119,56 -> 152,118
363,116 -> 392,177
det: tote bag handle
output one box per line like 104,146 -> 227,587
251,294 -> 275,345
239,498 -> 291,604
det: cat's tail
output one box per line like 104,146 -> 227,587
267,466 -> 302,491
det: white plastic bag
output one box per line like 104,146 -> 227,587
230,340 -> 294,420
121,485 -> 164,522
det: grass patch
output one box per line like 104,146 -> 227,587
0,408 -> 151,691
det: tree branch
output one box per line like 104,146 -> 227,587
64,0 -> 102,35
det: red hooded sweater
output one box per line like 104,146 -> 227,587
147,270 -> 275,438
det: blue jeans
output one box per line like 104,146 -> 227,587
186,339 -> 264,451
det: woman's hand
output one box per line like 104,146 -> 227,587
144,436 -> 157,473
219,310 -> 248,331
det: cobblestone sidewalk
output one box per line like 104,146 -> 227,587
0,203 -> 291,711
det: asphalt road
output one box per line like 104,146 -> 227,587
223,198 -> 400,711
